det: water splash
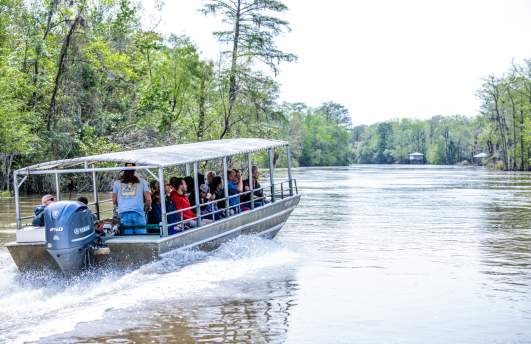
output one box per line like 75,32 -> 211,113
0,236 -> 300,343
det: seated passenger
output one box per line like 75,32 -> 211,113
112,164 -> 151,235
210,176 -> 226,217
199,184 -> 220,221
77,196 -> 105,235
227,169 -> 243,215
242,166 -> 268,208
148,181 -> 182,234
32,194 -> 55,226
77,196 -> 89,205
169,177 -> 197,228
185,173 -> 205,214
206,171 -> 216,187
184,176 -> 194,195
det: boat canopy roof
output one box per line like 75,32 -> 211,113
18,138 -> 287,173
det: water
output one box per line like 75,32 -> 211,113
0,165 -> 530,343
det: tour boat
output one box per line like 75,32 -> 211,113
6,139 -> 300,274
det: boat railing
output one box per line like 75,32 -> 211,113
15,179 -> 296,233
161,180 -> 296,233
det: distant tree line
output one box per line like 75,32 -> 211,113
353,60 -> 531,170
353,115 -> 482,165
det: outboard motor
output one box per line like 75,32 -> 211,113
45,201 -> 96,274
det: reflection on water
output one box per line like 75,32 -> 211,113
0,165 -> 531,343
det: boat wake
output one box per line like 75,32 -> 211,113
0,236 -> 300,343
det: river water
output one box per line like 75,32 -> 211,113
0,165 -> 530,343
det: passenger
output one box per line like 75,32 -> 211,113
32,194 -> 55,226
206,171 -> 216,186
147,180 -> 161,226
199,183 -> 220,221
112,164 -> 151,235
77,196 -> 89,205
227,169 -> 243,215
185,173 -> 205,214
77,196 -> 103,234
210,176 -> 226,216
242,166 -> 268,207
148,181 -> 182,234
169,177 -> 197,228
184,176 -> 194,196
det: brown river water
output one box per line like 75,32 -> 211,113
0,165 -> 530,343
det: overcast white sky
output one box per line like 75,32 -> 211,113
141,0 -> 531,125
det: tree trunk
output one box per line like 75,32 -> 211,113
520,102 -> 525,171
1,153 -> 14,192
509,93 -> 517,170
47,15 -> 82,130
221,0 -> 241,139
29,0 -> 58,107
492,90 -> 509,169
197,75 -> 206,140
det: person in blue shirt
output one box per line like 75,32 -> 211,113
227,169 -> 243,215
112,163 -> 151,235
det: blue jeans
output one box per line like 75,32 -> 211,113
120,211 -> 147,235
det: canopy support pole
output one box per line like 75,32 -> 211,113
193,162 -> 201,227
144,168 -> 158,181
158,167 -> 168,237
54,173 -> 60,200
185,164 -> 190,176
14,171 -> 21,230
248,152 -> 254,210
91,165 -> 100,220
223,157 -> 229,216
287,147 -> 293,196
268,148 -> 275,202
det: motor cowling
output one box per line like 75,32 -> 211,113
45,201 -> 96,273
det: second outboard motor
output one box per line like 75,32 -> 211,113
45,201 -> 96,274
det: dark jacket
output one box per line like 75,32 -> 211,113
32,205 -> 46,227
148,196 -> 181,227
241,179 -> 264,203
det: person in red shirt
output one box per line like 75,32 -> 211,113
169,177 -> 197,228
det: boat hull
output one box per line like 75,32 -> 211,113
5,195 -> 300,272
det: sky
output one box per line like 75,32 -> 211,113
141,0 -> 531,125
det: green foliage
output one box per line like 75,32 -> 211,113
354,116 -> 482,165
0,0 -> 354,193
476,62 -> 531,171
279,103 -> 353,166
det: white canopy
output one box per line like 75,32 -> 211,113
18,138 -> 287,172
473,152 -> 489,158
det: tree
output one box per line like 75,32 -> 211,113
200,0 -> 296,138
